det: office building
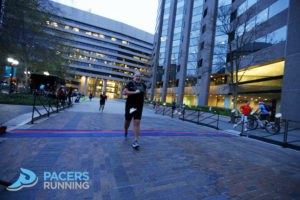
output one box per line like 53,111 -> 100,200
48,2 -> 153,98
151,0 -> 300,120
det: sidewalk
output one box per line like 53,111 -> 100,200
0,99 -> 299,199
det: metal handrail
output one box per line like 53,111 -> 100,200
31,92 -> 71,123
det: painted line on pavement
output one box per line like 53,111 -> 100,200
3,129 -> 233,137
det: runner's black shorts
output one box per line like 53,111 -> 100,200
125,106 -> 143,120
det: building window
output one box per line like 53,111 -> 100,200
197,59 -> 203,67
201,24 -> 206,33
230,10 -> 237,21
255,8 -> 268,25
266,26 -> 287,44
237,0 -> 257,17
203,8 -> 208,18
200,42 -> 205,50
73,27 -> 80,32
269,0 -> 289,19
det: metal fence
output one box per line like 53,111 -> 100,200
154,106 -> 220,130
240,118 -> 300,150
31,92 -> 72,123
152,104 -> 300,150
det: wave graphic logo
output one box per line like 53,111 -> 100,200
7,168 -> 38,191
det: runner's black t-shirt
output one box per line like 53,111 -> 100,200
125,81 -> 146,108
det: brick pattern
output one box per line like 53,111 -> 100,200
0,100 -> 299,199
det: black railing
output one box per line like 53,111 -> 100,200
239,116 -> 300,150
152,104 -> 300,150
31,92 -> 71,123
154,106 -> 220,130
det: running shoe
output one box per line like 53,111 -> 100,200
132,140 -> 139,148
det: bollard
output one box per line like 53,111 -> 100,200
31,92 -> 37,124
283,119 -> 288,145
230,109 -> 236,123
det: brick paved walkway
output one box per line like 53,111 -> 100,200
0,99 -> 299,199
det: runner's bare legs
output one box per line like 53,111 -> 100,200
124,120 -> 131,138
133,119 -> 140,141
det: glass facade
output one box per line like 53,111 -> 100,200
186,0 -> 203,85
169,0 -> 185,87
157,0 -> 172,88
152,0 -> 290,109
212,0 -> 230,74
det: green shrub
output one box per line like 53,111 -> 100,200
0,93 -> 57,106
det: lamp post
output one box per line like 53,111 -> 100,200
0,0 -> 6,26
7,57 -> 19,94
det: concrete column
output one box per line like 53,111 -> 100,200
83,76 -> 88,95
224,95 -> 230,108
120,83 -> 124,98
150,0 -> 165,101
177,0 -> 194,105
103,79 -> 107,92
281,0 -> 300,120
197,0 -> 218,106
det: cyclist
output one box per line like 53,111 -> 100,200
255,101 -> 270,127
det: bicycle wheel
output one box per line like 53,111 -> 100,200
234,116 -> 241,123
265,122 -> 280,134
247,118 -> 258,130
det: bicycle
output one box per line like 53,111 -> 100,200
245,112 -> 281,134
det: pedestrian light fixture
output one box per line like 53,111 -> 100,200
43,71 -> 50,76
7,57 -> 19,66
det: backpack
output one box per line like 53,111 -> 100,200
264,104 -> 273,112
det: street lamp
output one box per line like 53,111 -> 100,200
0,0 -> 6,26
7,57 -> 19,94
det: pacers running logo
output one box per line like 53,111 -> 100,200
7,168 -> 38,191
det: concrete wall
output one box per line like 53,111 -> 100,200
281,0 -> 300,120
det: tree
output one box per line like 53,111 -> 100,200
0,0 -> 69,91
215,2 -> 265,110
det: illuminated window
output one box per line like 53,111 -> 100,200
64,25 -> 70,29
122,40 -> 128,44
93,33 -> 98,37
86,31 -> 92,35
73,27 -> 80,32
160,36 -> 166,41
51,22 -> 58,27
99,34 -> 105,38
111,37 -> 117,42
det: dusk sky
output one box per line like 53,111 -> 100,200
51,0 -> 159,34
